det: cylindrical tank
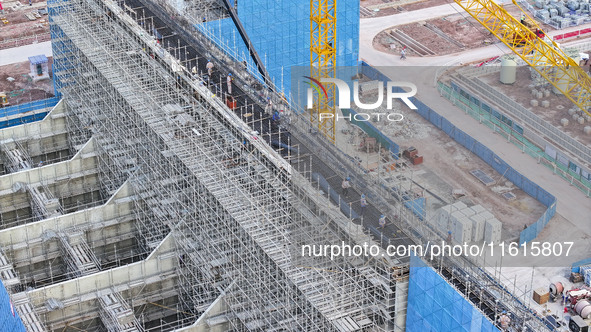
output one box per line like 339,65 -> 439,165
575,300 -> 590,314
500,55 -> 517,84
581,305 -> 591,319
561,118 -> 569,126
584,126 -> 591,135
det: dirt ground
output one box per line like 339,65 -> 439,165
335,94 -> 545,240
479,66 -> 591,146
361,0 -> 450,17
373,13 -> 495,56
0,59 -> 54,106
0,0 -> 50,49
397,109 -> 545,239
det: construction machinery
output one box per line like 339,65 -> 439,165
455,0 -> 591,117
0,93 -> 8,107
512,14 -> 545,46
310,0 -> 337,144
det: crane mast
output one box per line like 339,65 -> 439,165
310,0 -> 337,144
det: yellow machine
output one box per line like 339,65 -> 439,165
455,0 -> 591,117
0,93 -> 8,107
310,0 -> 337,144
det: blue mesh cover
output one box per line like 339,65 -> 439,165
406,255 -> 500,332
199,0 -> 359,93
0,281 -> 26,332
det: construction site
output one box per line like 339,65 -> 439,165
0,0 -> 589,331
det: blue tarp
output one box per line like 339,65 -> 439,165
407,255 -> 500,332
572,257 -> 591,273
360,63 -> 557,245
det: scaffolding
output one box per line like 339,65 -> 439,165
41,0 -> 409,330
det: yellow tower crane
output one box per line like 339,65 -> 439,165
455,0 -> 591,117
310,0 -> 337,144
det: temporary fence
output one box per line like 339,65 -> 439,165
445,79 -> 591,197
360,62 -> 557,245
0,97 -> 59,129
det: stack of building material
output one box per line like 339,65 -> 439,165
434,201 -> 467,231
580,265 -> 591,286
435,202 -> 503,244
484,218 -> 502,245
533,287 -> 550,304
452,216 -> 473,244
469,213 -> 487,242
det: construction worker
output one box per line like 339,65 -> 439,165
191,66 -> 198,79
227,73 -> 233,95
400,46 -> 406,60
379,215 -> 386,228
341,177 -> 351,198
206,60 -> 214,77
272,110 -> 280,122
359,194 -> 368,215
520,13 -> 526,25
498,311 -> 510,330
265,97 -> 273,115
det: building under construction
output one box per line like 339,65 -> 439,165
0,0 -> 413,330
0,0 -> 566,331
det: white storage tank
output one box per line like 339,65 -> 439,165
437,202 -> 468,233
484,218 -> 502,244
500,55 -> 517,84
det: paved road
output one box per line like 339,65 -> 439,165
0,41 -> 52,66
360,1 -> 591,66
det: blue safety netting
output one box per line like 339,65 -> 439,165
197,0 -> 359,93
0,97 -> 58,119
407,255 -> 500,332
0,97 -> 58,129
0,282 -> 26,332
